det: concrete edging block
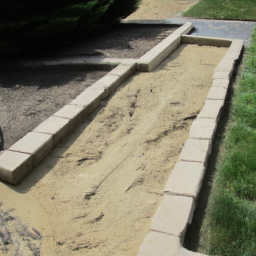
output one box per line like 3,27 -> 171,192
181,35 -> 232,47
197,99 -> 224,120
223,39 -> 244,61
180,138 -> 211,164
173,22 -> 193,36
33,116 -> 72,146
212,79 -> 229,88
108,62 -> 136,83
189,118 -> 217,140
164,161 -> 205,199
0,150 -> 33,185
151,195 -> 195,242
137,34 -> 181,72
206,86 -> 228,100
9,132 -> 53,167
178,248 -> 208,256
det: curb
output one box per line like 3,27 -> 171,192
137,39 -> 244,256
137,22 -> 193,72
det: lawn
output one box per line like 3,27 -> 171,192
183,0 -> 256,21
204,27 -> 256,256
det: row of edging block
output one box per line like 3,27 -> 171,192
137,39 -> 244,256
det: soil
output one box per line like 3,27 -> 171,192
0,66 -> 109,149
55,24 -> 177,58
126,0 -> 200,20
0,44 -> 227,255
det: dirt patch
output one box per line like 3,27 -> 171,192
126,0 -> 200,20
0,66 -> 109,149
0,44 -> 227,256
56,24 -> 177,58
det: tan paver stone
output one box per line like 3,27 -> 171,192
180,138 -> 211,164
206,86 -> 228,100
214,59 -> 235,73
223,39 -> 243,61
173,22 -> 193,36
164,161 -> 205,199
212,79 -> 229,88
0,150 -> 32,185
151,195 -> 195,240
213,71 -> 231,80
197,100 -> 224,120
178,248 -> 208,256
108,62 -> 136,82
9,132 -> 53,166
181,35 -> 232,47
33,116 -> 71,145
137,34 -> 180,72
89,74 -> 121,96
189,118 -> 217,140
53,104 -> 85,126
137,231 -> 180,256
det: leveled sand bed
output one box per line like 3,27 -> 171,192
0,44 -> 227,256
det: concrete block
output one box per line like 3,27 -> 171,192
9,132 -> 53,167
223,39 -> 243,61
214,60 -> 235,73
189,118 -> 217,140
197,100 -> 224,120
206,86 -> 228,100
213,71 -> 231,80
53,104 -> 85,126
181,35 -> 232,47
108,62 -> 136,83
137,231 -> 180,256
137,34 -> 180,72
0,150 -> 32,185
173,22 -> 193,36
164,161 -> 205,199
33,116 -> 71,146
212,79 -> 229,88
180,138 -> 211,164
89,74 -> 121,96
151,195 -> 194,241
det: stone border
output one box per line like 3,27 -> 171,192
137,22 -> 193,72
137,39 -> 244,256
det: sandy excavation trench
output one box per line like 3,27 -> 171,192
0,44 -> 227,256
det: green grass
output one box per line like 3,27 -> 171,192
183,0 -> 256,21
205,27 -> 256,256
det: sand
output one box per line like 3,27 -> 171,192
0,44 -> 227,256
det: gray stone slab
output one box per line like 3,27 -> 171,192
197,100 -> 224,120
0,150 -> 33,185
9,132 -> 53,166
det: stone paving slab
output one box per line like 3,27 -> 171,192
151,195 -> 195,241
180,138 -> 211,164
33,116 -> 71,146
164,161 -> 205,199
0,150 -> 32,185
189,118 -> 217,140
9,132 -> 53,167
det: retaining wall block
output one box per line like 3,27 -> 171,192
181,35 -> 232,47
178,248 -> 208,256
0,150 -> 33,185
173,22 -> 193,36
212,79 -> 229,88
214,59 -> 235,73
137,231 -> 180,256
223,39 -> 244,61
137,34 -> 180,72
197,99 -> 224,120
150,195 -> 195,243
108,62 -> 136,82
189,118 -> 217,140
180,138 -> 211,164
206,86 -> 228,100
53,104 -> 85,126
164,161 -> 205,199
33,116 -> 72,146
9,132 -> 53,167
